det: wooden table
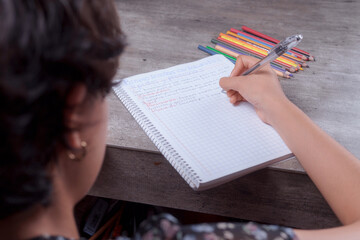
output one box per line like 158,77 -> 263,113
90,0 -> 360,229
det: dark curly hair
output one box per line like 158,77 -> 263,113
0,0 -> 125,218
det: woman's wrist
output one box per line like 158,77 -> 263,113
261,95 -> 294,127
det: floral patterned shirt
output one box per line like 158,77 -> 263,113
31,213 -> 298,240
135,213 -> 298,240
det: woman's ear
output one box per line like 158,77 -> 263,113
64,84 -> 87,149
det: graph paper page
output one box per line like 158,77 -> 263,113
116,55 -> 291,185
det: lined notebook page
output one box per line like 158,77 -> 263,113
115,55 -> 291,189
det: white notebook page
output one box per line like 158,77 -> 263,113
116,55 -> 291,187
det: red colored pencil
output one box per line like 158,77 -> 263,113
242,25 -> 315,61
242,26 -> 279,44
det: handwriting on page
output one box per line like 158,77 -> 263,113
126,58 -> 232,112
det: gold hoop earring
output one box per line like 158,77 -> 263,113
68,141 -> 88,161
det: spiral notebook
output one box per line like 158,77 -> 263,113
113,55 -> 292,190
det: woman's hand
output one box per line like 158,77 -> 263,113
219,55 -> 289,124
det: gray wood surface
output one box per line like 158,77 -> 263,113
91,147 -> 340,229
90,0 -> 360,229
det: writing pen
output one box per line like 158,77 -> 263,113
221,34 -> 302,94
241,34 -> 303,76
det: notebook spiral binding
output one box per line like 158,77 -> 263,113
114,86 -> 201,190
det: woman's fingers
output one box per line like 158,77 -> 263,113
230,55 -> 261,77
226,89 -> 236,97
230,92 -> 244,104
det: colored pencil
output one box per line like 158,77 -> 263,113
218,34 -> 300,71
227,31 -> 308,70
211,39 -> 287,70
216,37 -> 297,73
214,43 -> 289,73
208,45 -> 291,79
231,28 -> 307,60
206,46 -> 237,61
214,45 -> 293,78
231,28 -> 309,61
217,36 -> 265,59
197,45 -> 236,64
197,25 -> 314,79
242,26 -> 282,45
198,45 -> 290,78
242,25 -> 315,61
231,28 -> 274,48
219,33 -> 302,70
226,31 -> 308,68
228,30 -> 307,64
213,43 -> 288,73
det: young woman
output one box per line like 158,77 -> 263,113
0,0 -> 125,238
0,0 -> 359,239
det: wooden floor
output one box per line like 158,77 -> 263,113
90,0 -> 360,229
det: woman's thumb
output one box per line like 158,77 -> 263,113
219,76 -> 241,91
